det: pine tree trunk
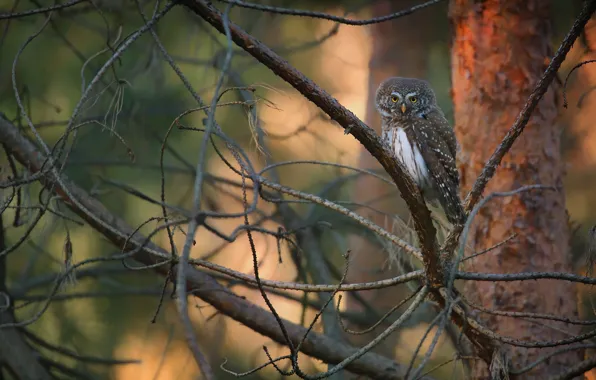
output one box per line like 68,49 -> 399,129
450,0 -> 581,377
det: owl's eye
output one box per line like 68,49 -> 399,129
390,95 -> 399,103
409,96 -> 418,103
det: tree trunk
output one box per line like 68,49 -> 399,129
450,1 -> 581,377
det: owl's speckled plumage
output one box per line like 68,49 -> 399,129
375,77 -> 464,224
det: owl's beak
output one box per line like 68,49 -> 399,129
400,103 -> 407,114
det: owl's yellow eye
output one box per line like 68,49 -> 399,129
409,96 -> 418,103
391,95 -> 399,103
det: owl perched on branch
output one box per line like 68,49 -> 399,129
375,77 -> 465,225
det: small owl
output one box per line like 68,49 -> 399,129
375,77 -> 465,225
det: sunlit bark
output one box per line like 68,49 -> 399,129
450,0 -> 581,377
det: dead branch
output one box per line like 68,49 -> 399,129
0,113 -> 429,380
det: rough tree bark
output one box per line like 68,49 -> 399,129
450,1 -> 581,377
347,0 -> 440,355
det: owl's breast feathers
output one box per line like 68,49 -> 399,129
383,127 -> 431,190
383,110 -> 465,224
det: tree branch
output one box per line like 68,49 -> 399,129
0,210 -> 51,379
215,0 -> 443,26
179,0 -> 505,367
549,355 -> 596,380
180,0 -> 442,286
0,114 -> 432,380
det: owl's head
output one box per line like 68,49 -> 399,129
375,77 -> 436,119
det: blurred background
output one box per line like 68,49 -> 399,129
0,0 -> 595,378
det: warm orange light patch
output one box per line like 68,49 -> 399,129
113,330 -> 197,380
260,7 -> 371,172
145,7 -> 375,377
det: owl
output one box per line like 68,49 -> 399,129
375,77 -> 465,225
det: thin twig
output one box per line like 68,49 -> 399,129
0,115 -> 419,379
0,0 -> 85,20
216,0 -> 443,26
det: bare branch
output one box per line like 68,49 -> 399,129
548,355 -> 596,380
180,0 -> 442,305
0,0 -> 85,20
0,110 -> 426,380
215,0 -> 444,26
0,214 -> 51,379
